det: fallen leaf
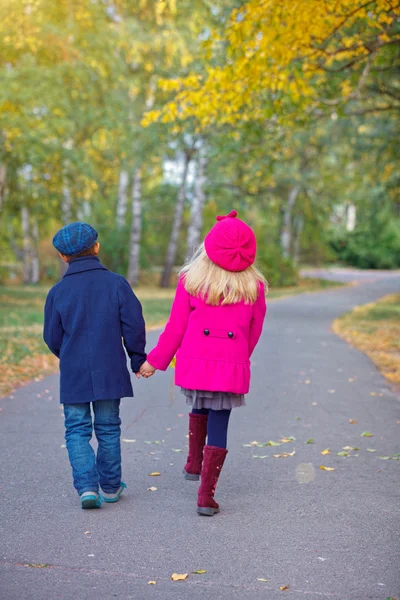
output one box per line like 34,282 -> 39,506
25,564 -> 49,568
348,377 -> 356,382
148,472 -> 161,476
192,570 -> 207,574
361,431 -> 373,437
252,455 -> 269,459
172,449 -> 184,452
337,451 -> 349,457
171,573 -> 188,581
257,578 -> 270,582
60,444 -> 66,448
280,585 -> 290,591
84,531 -> 91,535
312,402 -> 318,406
317,557 -> 326,561
148,581 -> 156,585
306,438 -> 315,444
242,444 -> 253,447
177,414 -> 185,417
320,466 -> 336,471
273,450 -> 296,458
305,380 -> 311,385
166,427 -> 172,431
296,417 -> 301,420
250,440 -> 260,446
349,419 -> 357,424
147,486 -> 157,491
379,456 -> 391,460
88,554 -> 95,557
328,389 -> 336,394
280,436 -> 296,443
367,448 -> 377,452
122,438 -> 136,443
266,440 -> 281,446
369,392 -> 377,396
342,446 -> 354,450
321,449 -> 330,455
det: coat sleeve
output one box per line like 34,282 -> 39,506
43,288 -> 64,358
147,278 -> 192,371
118,278 -> 147,374
249,283 -> 267,357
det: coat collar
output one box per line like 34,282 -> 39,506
63,256 -> 108,277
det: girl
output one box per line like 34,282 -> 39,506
140,210 -> 267,516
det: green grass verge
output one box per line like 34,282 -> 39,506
0,278 -> 342,396
333,294 -> 400,385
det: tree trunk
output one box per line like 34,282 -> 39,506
127,168 -> 142,286
280,185 -> 300,258
21,205 -> 32,284
0,163 -> 6,213
346,203 -> 356,231
116,169 -> 129,228
31,216 -> 40,284
186,146 -> 207,259
61,183 -> 72,224
293,214 -> 304,263
160,151 -> 191,288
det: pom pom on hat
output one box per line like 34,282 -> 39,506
204,210 -> 256,272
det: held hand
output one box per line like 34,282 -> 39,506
139,360 -> 156,379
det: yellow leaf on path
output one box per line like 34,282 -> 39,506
122,439 -> 136,443
361,431 -> 373,437
349,419 -> 357,424
148,581 -> 156,585
342,446 -> 355,451
147,486 -> 157,491
320,466 -> 336,471
148,472 -> 161,476
192,570 -> 206,574
258,578 -> 270,582
273,449 -> 296,458
280,585 -> 290,590
171,573 -> 188,581
321,449 -> 330,455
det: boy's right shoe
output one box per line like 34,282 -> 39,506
80,491 -> 103,509
183,413 -> 208,481
102,482 -> 127,503
197,445 -> 228,516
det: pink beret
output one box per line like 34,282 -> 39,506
204,210 -> 256,272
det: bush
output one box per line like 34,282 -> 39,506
330,217 -> 400,270
256,244 -> 298,287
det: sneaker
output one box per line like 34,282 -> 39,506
102,482 -> 127,503
80,491 -> 103,509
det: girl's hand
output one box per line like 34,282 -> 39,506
140,360 -> 156,378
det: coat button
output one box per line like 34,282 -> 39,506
228,331 -> 234,338
204,329 -> 210,336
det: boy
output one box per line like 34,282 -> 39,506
44,222 -> 146,509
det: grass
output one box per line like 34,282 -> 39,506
0,277 -> 342,397
333,294 -> 400,386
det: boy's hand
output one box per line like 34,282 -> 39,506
139,360 -> 156,378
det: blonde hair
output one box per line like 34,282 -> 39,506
180,244 -> 268,306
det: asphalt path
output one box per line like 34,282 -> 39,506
1,273 -> 399,600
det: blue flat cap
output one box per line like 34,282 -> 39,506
53,222 -> 98,256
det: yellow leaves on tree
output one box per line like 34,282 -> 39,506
143,0 -> 400,127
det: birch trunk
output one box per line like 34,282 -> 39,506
127,168 -> 142,286
31,216 -> 40,284
21,206 -> 32,284
61,183 -> 72,224
116,169 -> 129,228
186,147 -> 207,259
280,186 -> 300,258
160,151 -> 191,288
293,214 -> 304,263
0,163 -> 6,213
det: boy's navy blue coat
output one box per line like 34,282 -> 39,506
44,256 -> 146,404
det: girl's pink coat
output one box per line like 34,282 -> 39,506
147,279 -> 267,394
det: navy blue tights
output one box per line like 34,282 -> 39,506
192,408 -> 231,449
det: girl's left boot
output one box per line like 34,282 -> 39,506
183,412 -> 208,481
197,445 -> 228,516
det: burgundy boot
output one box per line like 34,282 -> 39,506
183,413 -> 208,481
197,445 -> 228,516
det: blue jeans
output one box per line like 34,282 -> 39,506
63,400 -> 121,496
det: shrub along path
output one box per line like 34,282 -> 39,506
0,274 -> 399,600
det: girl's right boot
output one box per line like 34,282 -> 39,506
197,445 -> 228,516
183,413 -> 208,480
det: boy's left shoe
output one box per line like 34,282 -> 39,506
80,491 -> 103,509
102,482 -> 127,503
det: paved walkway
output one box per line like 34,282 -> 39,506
1,275 -> 399,600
